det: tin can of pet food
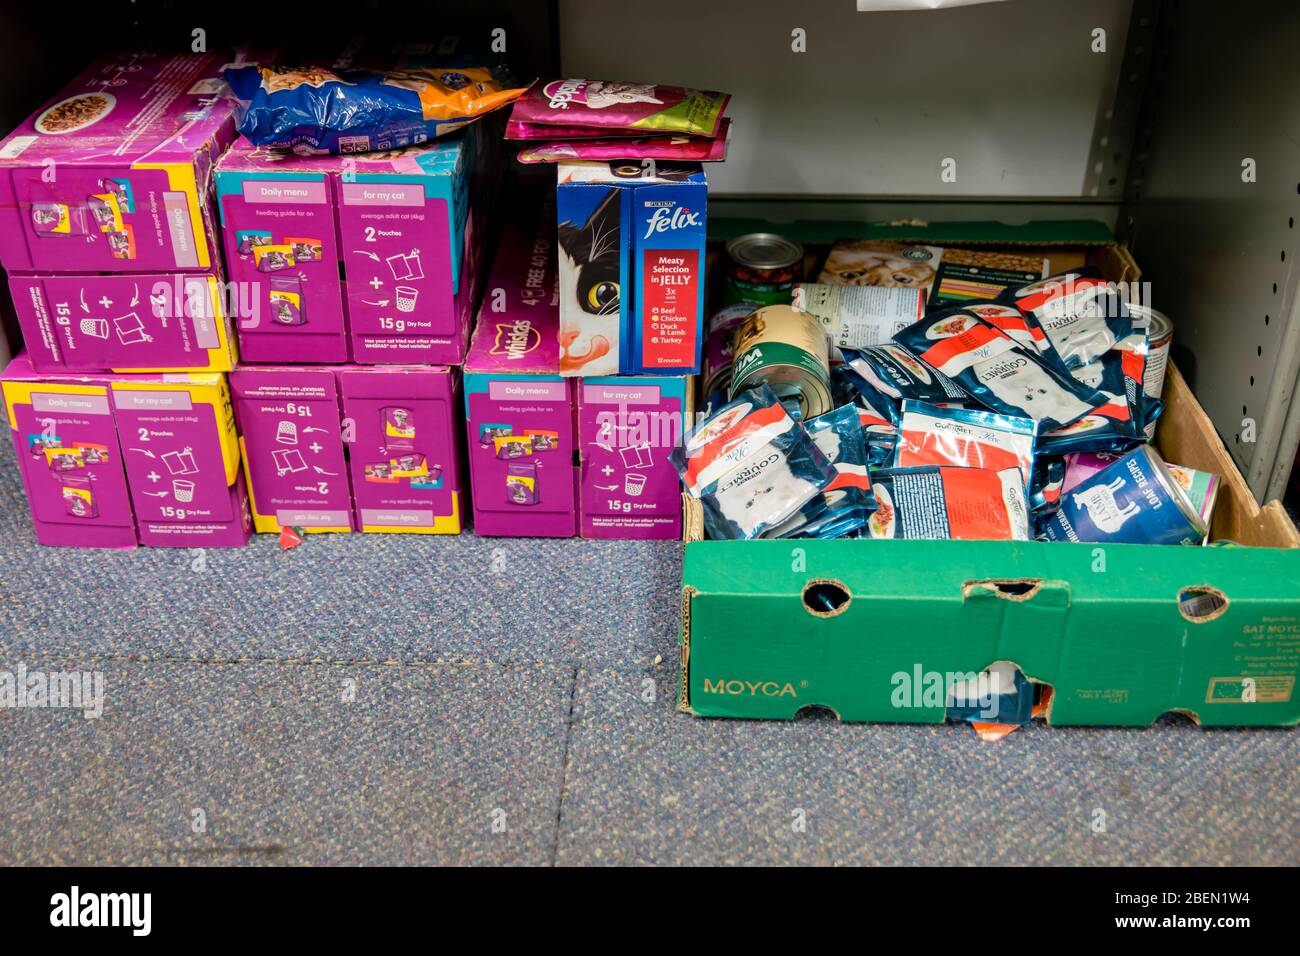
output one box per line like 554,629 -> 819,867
724,233 -> 805,307
1127,303 -> 1173,400
702,302 -> 757,399
1041,445 -> 1207,546
730,305 -> 833,420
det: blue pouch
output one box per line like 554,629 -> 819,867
673,384 -> 835,540
1037,348 -> 1146,455
1001,268 -> 1133,370
893,310 -> 1110,433
768,405 -> 873,539
893,400 -> 1037,488
224,63 -> 526,154
1028,454 -> 1067,515
947,663 -> 1036,725
839,344 -> 966,406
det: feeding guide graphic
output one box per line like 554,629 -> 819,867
272,417 -> 337,478
359,249 -> 424,312
593,437 -> 654,497
76,312 -> 151,344
134,446 -> 199,502
272,448 -> 308,476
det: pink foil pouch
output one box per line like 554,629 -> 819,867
509,79 -> 730,137
515,121 -> 730,164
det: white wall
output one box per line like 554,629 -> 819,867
560,0 -> 1134,198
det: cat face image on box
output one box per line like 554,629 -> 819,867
556,161 -> 706,377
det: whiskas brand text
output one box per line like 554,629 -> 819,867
490,320 -> 541,359
546,79 -> 586,110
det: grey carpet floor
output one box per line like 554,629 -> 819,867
0,455 -> 1296,865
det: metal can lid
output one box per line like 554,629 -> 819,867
725,233 -> 804,271
1127,303 -> 1173,340
1141,445 -> 1208,537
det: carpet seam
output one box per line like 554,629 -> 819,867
550,663 -> 582,867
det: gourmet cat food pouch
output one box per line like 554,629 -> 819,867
767,404 -> 873,539
516,122 -> 730,164
893,401 -> 1036,487
839,344 -> 966,407
867,466 -> 1030,541
225,63 -> 527,154
892,311 -> 1108,433
510,79 -> 731,137
957,302 -> 1050,355
1037,347 -> 1144,455
672,384 -> 835,540
1002,269 -> 1132,370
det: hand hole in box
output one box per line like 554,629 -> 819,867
802,579 -> 850,618
1177,586 -> 1228,623
962,579 -> 1043,602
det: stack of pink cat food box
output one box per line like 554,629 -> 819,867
464,192 -> 693,539
0,51 -> 495,547
0,51 -> 254,548
216,121 -> 496,538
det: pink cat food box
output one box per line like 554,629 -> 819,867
229,367 -> 353,534
1,355 -> 137,548
465,202 -> 577,538
576,375 -> 691,540
214,122 -> 490,365
338,366 -> 465,534
465,200 -> 687,539
0,52 -> 238,275
9,272 -> 239,373
556,161 -> 706,378
109,372 -> 251,547
1,353 -> 251,548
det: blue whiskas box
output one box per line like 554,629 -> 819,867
555,162 -> 706,377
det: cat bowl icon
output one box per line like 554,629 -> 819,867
624,474 -> 647,497
395,286 -> 419,312
172,479 -> 195,503
80,318 -> 110,339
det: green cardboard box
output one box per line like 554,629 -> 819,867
681,223 -> 1300,728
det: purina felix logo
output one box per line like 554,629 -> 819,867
50,886 -> 151,936
642,202 -> 700,239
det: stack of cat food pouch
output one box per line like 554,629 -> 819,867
213,40 -> 525,540
459,80 -> 733,538
0,51 -> 254,549
675,239 -> 1220,549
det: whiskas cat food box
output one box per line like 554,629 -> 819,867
1,353 -> 251,547
0,52 -> 238,275
10,272 -> 238,373
464,205 -> 579,538
338,366 -> 465,533
215,121 -> 491,365
577,376 -> 691,540
230,367 -> 353,534
2,354 -> 137,548
556,161 -> 706,377
108,372 -> 251,547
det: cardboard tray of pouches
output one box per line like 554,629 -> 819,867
680,227 -> 1300,728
